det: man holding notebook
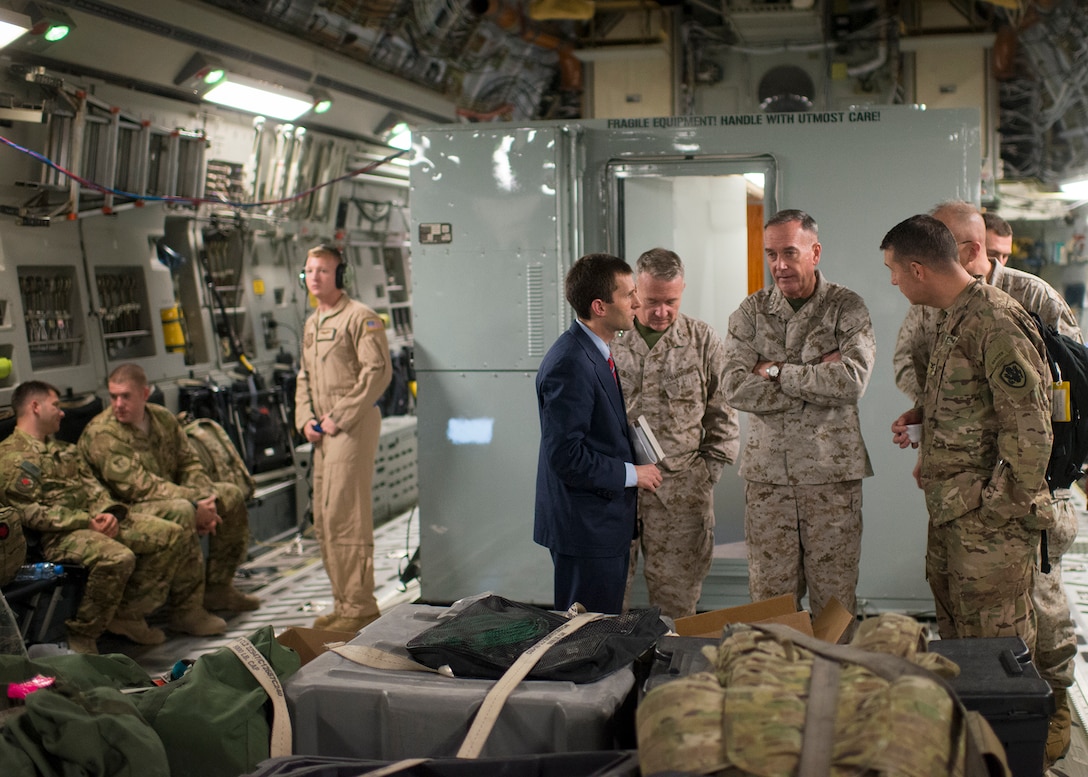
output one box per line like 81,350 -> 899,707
534,253 -> 662,614
612,248 -> 739,618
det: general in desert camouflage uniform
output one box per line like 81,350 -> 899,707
79,367 -> 253,610
892,204 -> 1079,761
612,248 -> 738,618
723,211 -> 875,621
885,215 -> 1053,653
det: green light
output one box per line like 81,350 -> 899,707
203,68 -> 226,85
314,98 -> 332,114
43,23 -> 68,42
389,121 -> 411,150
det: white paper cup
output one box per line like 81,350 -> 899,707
906,424 -> 922,444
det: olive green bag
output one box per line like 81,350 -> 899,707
129,625 -> 300,777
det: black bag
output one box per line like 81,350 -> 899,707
405,595 -> 667,684
1031,313 -> 1088,490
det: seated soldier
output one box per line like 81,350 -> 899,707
0,381 -> 226,654
79,364 -> 259,613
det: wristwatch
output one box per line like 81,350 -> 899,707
766,363 -> 781,380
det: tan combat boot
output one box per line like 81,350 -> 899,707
67,632 -> 99,655
322,613 -> 381,633
106,617 -> 166,645
170,607 -> 227,636
312,612 -> 339,629
204,583 -> 260,612
1046,687 -> 1072,766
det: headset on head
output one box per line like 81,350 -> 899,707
299,244 -> 351,291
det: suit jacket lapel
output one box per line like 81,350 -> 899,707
572,323 -> 627,425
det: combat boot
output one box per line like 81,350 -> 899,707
1046,687 -> 1072,766
322,613 -> 381,633
312,612 -> 339,629
67,632 -> 99,655
106,617 -> 166,645
170,607 -> 227,636
204,583 -> 260,612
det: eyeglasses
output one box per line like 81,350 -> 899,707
958,240 -> 974,246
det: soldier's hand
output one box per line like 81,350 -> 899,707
891,409 -> 922,449
320,415 -> 340,437
194,496 -> 222,536
303,419 -> 324,444
635,463 -> 662,492
90,512 -> 119,539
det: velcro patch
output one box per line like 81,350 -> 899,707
1000,362 -> 1027,389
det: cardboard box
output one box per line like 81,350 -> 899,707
276,627 -> 355,666
673,594 -> 853,643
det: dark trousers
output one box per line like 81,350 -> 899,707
551,550 -> 630,614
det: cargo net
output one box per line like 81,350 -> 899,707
405,595 -> 666,683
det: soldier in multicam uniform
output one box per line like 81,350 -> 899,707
612,248 -> 739,618
892,203 -> 1078,764
886,214 -> 1052,675
79,364 -> 259,614
0,381 -> 225,654
722,209 -> 875,624
296,244 -> 392,633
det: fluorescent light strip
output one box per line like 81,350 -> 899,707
1059,177 -> 1088,200
203,75 -> 313,121
0,9 -> 31,48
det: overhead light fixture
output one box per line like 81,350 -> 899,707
308,87 -> 333,115
1059,176 -> 1088,200
374,111 -> 412,150
23,2 -> 73,46
174,52 -> 227,91
387,121 -> 411,150
0,7 -> 31,49
203,73 -> 314,121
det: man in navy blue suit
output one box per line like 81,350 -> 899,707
534,253 -> 663,613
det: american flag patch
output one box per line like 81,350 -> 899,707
366,318 -> 384,330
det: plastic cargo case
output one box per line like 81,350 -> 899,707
641,634 -> 717,699
928,636 -> 1053,777
241,751 -> 640,777
285,603 -> 638,760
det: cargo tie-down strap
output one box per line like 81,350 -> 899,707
330,609 -> 606,769
227,636 -> 292,759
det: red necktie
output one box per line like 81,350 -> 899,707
608,355 -> 619,387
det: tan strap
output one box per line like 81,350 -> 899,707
798,656 -> 841,777
456,611 -> 605,758
332,643 -> 454,676
227,637 -> 292,758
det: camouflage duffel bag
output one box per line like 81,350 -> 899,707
179,415 -> 256,500
637,612 -> 1010,777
